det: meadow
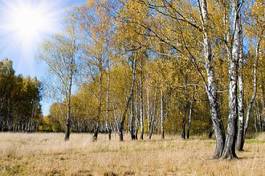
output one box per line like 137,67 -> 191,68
0,133 -> 265,176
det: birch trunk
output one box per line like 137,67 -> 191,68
119,57 -> 137,141
181,106 -> 187,139
147,87 -> 151,135
257,104 -> 262,132
106,58 -> 112,140
236,22 -> 244,151
93,61 -> 104,141
160,90 -> 165,139
254,103 -> 258,132
222,0 -> 241,159
64,84 -> 72,141
64,58 -> 74,141
186,101 -> 193,139
140,59 -> 144,140
244,39 -> 260,142
199,0 -> 225,158
149,114 -> 155,140
236,67 -> 244,150
149,90 -> 157,140
130,58 -> 137,140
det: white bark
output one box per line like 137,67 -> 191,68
147,87 -> 151,134
106,58 -> 112,140
222,0 -> 242,159
140,58 -> 144,140
244,39 -> 260,137
236,21 -> 244,151
160,89 -> 165,139
199,0 -> 225,158
130,58 -> 137,140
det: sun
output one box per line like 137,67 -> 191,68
2,0 -> 61,47
10,5 -> 49,42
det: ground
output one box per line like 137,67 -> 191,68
0,133 -> 265,176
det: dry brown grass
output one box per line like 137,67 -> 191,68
0,133 -> 265,176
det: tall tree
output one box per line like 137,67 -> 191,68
241,0 -> 265,150
236,20 -> 245,151
76,1 -> 113,141
198,0 -> 225,158
222,0 -> 243,159
40,27 -> 79,141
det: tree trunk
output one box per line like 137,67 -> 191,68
222,58 -> 239,159
222,0 -> 241,159
254,104 -> 258,133
140,58 -> 144,140
119,57 -> 137,141
149,92 -> 157,140
93,61 -> 104,141
64,65 -> 73,141
65,104 -> 71,141
147,87 -> 151,136
236,22 -> 244,151
106,58 -> 111,140
181,107 -> 186,139
199,0 -> 225,158
186,101 -> 193,139
244,39 -> 260,142
108,128 -> 112,140
149,115 -> 155,140
92,122 -> 99,142
118,121 -> 124,141
236,69 -> 244,151
130,58 -> 137,140
106,122 -> 112,141
257,106 -> 262,132
160,90 -> 165,139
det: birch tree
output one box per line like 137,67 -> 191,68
40,28 -> 78,141
76,1 -> 113,141
197,0 -> 225,158
236,21 -> 244,151
240,0 -> 265,150
222,0 -> 243,159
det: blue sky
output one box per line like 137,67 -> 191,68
0,0 -> 86,115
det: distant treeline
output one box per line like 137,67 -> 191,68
0,59 -> 42,132
0,57 -> 264,136
43,59 -> 265,136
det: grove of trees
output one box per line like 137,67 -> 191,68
1,0 -> 264,160
0,59 -> 42,132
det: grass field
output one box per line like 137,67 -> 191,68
0,133 -> 265,176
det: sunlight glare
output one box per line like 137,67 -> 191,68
11,6 -> 48,41
2,1 -> 61,48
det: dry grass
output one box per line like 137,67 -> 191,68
0,133 -> 265,176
